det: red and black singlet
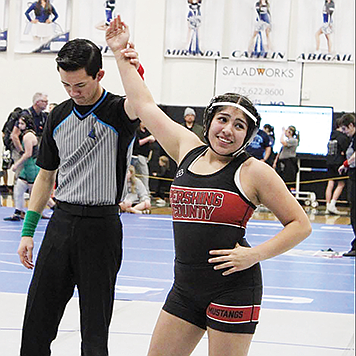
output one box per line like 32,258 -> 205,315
170,146 -> 256,264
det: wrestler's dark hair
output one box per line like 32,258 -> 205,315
203,93 -> 261,157
56,39 -> 102,79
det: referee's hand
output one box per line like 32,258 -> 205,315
18,236 -> 34,269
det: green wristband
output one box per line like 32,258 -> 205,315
21,210 -> 42,238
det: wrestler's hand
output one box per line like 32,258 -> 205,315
121,42 -> 140,69
105,15 -> 130,55
208,242 -> 259,276
18,236 -> 34,270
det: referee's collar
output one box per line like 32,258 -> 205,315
73,90 -> 108,119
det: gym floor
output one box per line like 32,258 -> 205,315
0,193 -> 354,355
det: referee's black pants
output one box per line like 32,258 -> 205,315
20,203 -> 123,356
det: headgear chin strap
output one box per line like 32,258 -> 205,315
205,101 -> 260,157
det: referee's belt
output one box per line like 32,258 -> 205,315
56,201 -> 119,217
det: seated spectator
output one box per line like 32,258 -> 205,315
119,165 -> 151,214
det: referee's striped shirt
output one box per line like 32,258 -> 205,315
36,90 -> 139,206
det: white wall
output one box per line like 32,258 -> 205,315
0,0 -> 355,173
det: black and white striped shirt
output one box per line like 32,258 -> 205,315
37,90 -> 138,205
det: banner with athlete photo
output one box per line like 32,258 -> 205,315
227,0 -> 292,61
164,0 -> 225,59
14,0 -> 71,53
215,59 -> 302,105
292,0 -> 354,63
0,0 -> 8,51
75,0 -> 136,56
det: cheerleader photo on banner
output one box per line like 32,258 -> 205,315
292,0 -> 354,63
227,0 -> 292,61
75,0 -> 136,55
164,0 -> 225,59
14,0 -> 71,53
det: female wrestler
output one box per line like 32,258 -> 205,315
106,16 -> 312,356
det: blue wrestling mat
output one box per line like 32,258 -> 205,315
0,207 -> 354,315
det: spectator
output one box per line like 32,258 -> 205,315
338,113 -> 355,257
132,122 -> 155,194
48,102 -> 58,112
1,107 -> 23,191
181,107 -> 204,141
273,125 -> 299,187
4,114 -> 54,221
119,165 -> 151,214
10,93 -> 48,181
152,155 -> 171,207
262,123 -> 275,166
246,127 -> 271,162
11,92 -> 48,151
325,117 -> 350,214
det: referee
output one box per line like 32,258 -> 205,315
17,39 -> 143,355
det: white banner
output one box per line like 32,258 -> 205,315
164,0 -> 225,59
216,59 -> 302,105
15,0 -> 71,53
292,0 -> 354,63
227,0 -> 291,61
0,0 -> 8,51
76,0 -> 136,56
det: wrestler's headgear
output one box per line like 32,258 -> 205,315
203,93 -> 261,157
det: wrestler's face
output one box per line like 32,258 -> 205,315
208,106 -> 248,156
59,68 -> 104,106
